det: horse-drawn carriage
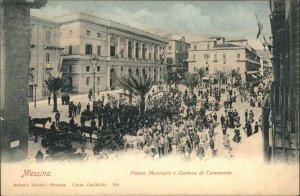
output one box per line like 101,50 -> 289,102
93,130 -> 124,154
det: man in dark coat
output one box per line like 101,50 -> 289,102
254,122 -> 259,134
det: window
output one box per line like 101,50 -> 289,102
159,47 -> 162,50
45,31 -> 51,44
97,32 -> 101,38
69,45 -> 72,55
46,53 -> 50,63
97,66 -> 100,72
206,67 -> 209,72
214,54 -> 217,61
97,77 -> 100,85
69,66 -> 72,73
204,54 -> 209,64
85,44 -> 92,55
86,77 -> 90,85
69,30 -> 73,35
237,53 -> 240,60
97,46 -> 101,56
168,46 -> 171,50
193,54 -> 196,60
194,67 -> 196,71
194,45 -> 197,50
86,66 -> 90,72
121,67 -> 123,71
223,53 -> 226,64
110,46 -> 116,56
86,30 -> 91,36
149,53 -> 152,60
207,44 -> 210,50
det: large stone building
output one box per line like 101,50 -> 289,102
262,0 -> 299,164
29,16 -> 61,101
51,13 -> 168,95
188,37 -> 261,84
0,0 -> 46,162
166,37 -> 190,72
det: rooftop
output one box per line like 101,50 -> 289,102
51,12 -> 168,43
214,44 -> 240,48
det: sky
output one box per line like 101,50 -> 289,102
31,0 -> 272,49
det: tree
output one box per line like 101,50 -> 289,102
214,70 -> 227,91
45,76 -> 64,112
183,72 -> 199,94
162,71 -> 175,90
117,74 -> 153,116
197,68 -> 206,88
227,69 -> 239,85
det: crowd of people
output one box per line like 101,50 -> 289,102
36,76 -> 270,162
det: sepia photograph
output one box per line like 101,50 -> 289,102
0,0 -> 299,195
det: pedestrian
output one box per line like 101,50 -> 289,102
233,128 -> 241,143
35,150 -> 44,163
245,109 -> 248,123
55,111 -> 60,123
77,102 -> 81,114
50,122 -> 56,131
48,95 -> 51,106
254,122 -> 259,134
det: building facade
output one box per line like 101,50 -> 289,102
166,37 -> 190,72
53,13 -> 168,94
188,37 -> 261,84
29,16 -> 61,101
262,0 -> 299,164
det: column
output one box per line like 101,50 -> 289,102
157,45 -> 161,62
145,43 -> 149,61
139,42 -> 143,60
107,34 -> 111,57
133,40 -> 136,59
152,44 -> 155,62
125,38 -> 129,58
106,64 -> 110,90
116,35 -> 120,57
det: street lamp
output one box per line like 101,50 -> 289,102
89,55 -> 99,102
34,83 -> 38,108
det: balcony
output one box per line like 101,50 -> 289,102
45,63 -> 53,69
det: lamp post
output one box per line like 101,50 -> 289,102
89,55 -> 99,101
34,83 -> 38,108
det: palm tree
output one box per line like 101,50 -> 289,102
227,69 -> 239,85
45,76 -> 64,112
162,71 -> 175,90
183,72 -> 199,94
117,74 -> 153,116
197,68 -> 206,88
214,70 -> 227,91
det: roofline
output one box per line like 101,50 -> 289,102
227,39 -> 248,42
51,12 -> 168,43
30,15 -> 59,25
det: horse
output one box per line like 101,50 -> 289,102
78,126 -> 95,142
31,117 -> 52,128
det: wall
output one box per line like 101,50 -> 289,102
0,2 -> 30,161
